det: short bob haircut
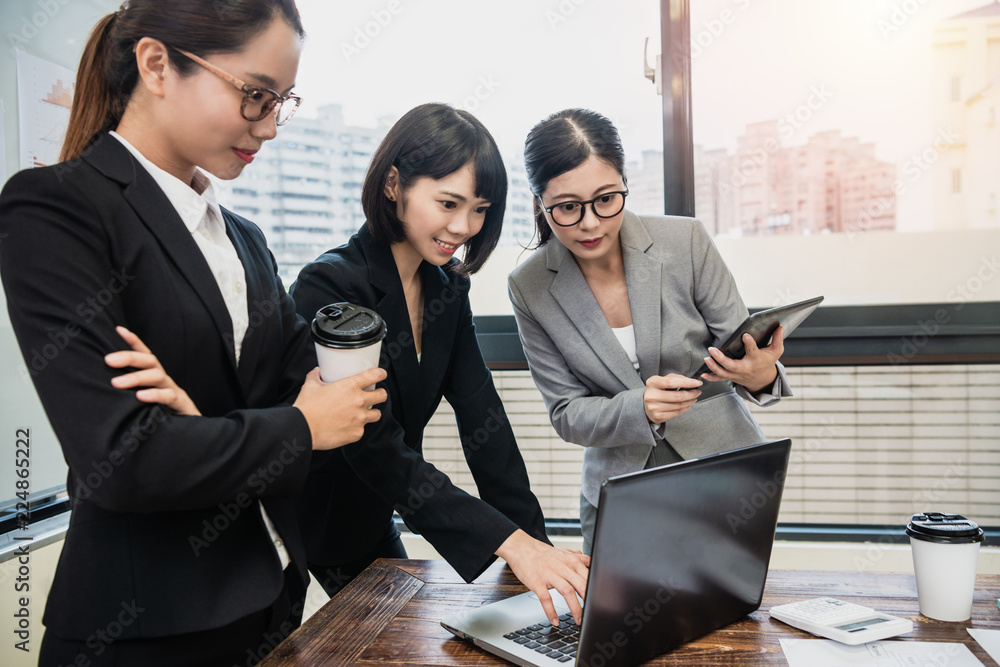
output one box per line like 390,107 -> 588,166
523,108 -> 627,246
361,103 -> 508,276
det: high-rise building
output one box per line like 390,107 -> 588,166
624,150 -> 665,217
501,159 -> 537,248
217,105 -> 539,283
691,122 -> 896,238
217,104 -> 387,285
932,2 -> 1000,230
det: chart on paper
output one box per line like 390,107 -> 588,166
15,50 -> 74,170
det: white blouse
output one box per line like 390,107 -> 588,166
611,324 -> 640,371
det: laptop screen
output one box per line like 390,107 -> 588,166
577,439 -> 792,667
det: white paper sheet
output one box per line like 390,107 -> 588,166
968,628 -> 1000,665
780,638 -> 984,667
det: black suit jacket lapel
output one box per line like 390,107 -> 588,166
224,210 -> 267,393
359,228 -> 426,437
83,134 -> 243,390
418,261 -> 461,411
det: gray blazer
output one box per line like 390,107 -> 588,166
508,212 -> 790,505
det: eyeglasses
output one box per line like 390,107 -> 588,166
176,48 -> 301,126
540,190 -> 629,227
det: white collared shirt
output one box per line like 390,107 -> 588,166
110,132 -> 290,570
110,132 -> 249,360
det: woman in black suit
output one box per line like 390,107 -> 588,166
0,2 -> 386,664
289,103 -> 590,627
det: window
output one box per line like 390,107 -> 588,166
674,0 -> 1000,534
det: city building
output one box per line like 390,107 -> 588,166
625,149 -> 666,217
216,104 -> 386,285
217,106 -> 538,284
500,158 -> 537,248
687,122 -> 896,238
932,2 -> 1000,230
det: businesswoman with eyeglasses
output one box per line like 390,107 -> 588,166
507,109 -> 792,554
0,2 -> 387,664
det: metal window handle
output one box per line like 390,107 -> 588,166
644,37 -> 663,96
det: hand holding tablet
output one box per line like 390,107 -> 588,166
691,296 -> 824,380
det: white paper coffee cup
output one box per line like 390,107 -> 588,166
314,340 -> 383,385
310,303 -> 387,386
906,512 -> 984,622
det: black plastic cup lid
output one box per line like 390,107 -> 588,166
906,512 -> 984,545
310,302 -> 386,349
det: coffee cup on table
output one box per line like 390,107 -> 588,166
906,512 -> 984,622
310,303 -> 387,387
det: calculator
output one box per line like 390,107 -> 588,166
768,597 -> 914,645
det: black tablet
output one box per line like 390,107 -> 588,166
691,295 -> 824,379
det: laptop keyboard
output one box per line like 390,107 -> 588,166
502,612 -> 579,662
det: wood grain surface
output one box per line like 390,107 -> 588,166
260,559 -> 1000,666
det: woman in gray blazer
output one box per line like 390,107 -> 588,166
507,109 -> 792,553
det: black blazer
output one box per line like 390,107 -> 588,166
0,134 -> 315,639
290,225 -> 547,582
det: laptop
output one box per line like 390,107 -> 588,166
442,439 -> 793,666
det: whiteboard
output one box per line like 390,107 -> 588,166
0,0 -> 120,509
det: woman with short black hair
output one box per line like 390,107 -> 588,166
291,103 -> 590,627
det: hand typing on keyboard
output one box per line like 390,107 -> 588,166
495,529 -> 590,626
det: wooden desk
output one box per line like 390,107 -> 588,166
262,559 -> 1000,666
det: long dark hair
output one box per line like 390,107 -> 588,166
61,0 -> 304,162
361,103 -> 508,277
523,108 -> 627,246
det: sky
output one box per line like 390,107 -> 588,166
291,0 -> 664,159
292,0 -> 986,148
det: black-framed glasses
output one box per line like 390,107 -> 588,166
176,48 -> 302,126
540,190 -> 629,227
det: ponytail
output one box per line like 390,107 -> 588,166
60,13 -> 119,162
58,1 -> 305,164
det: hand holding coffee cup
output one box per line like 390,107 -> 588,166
311,303 -> 387,386
294,367 -> 386,450
294,303 -> 390,451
